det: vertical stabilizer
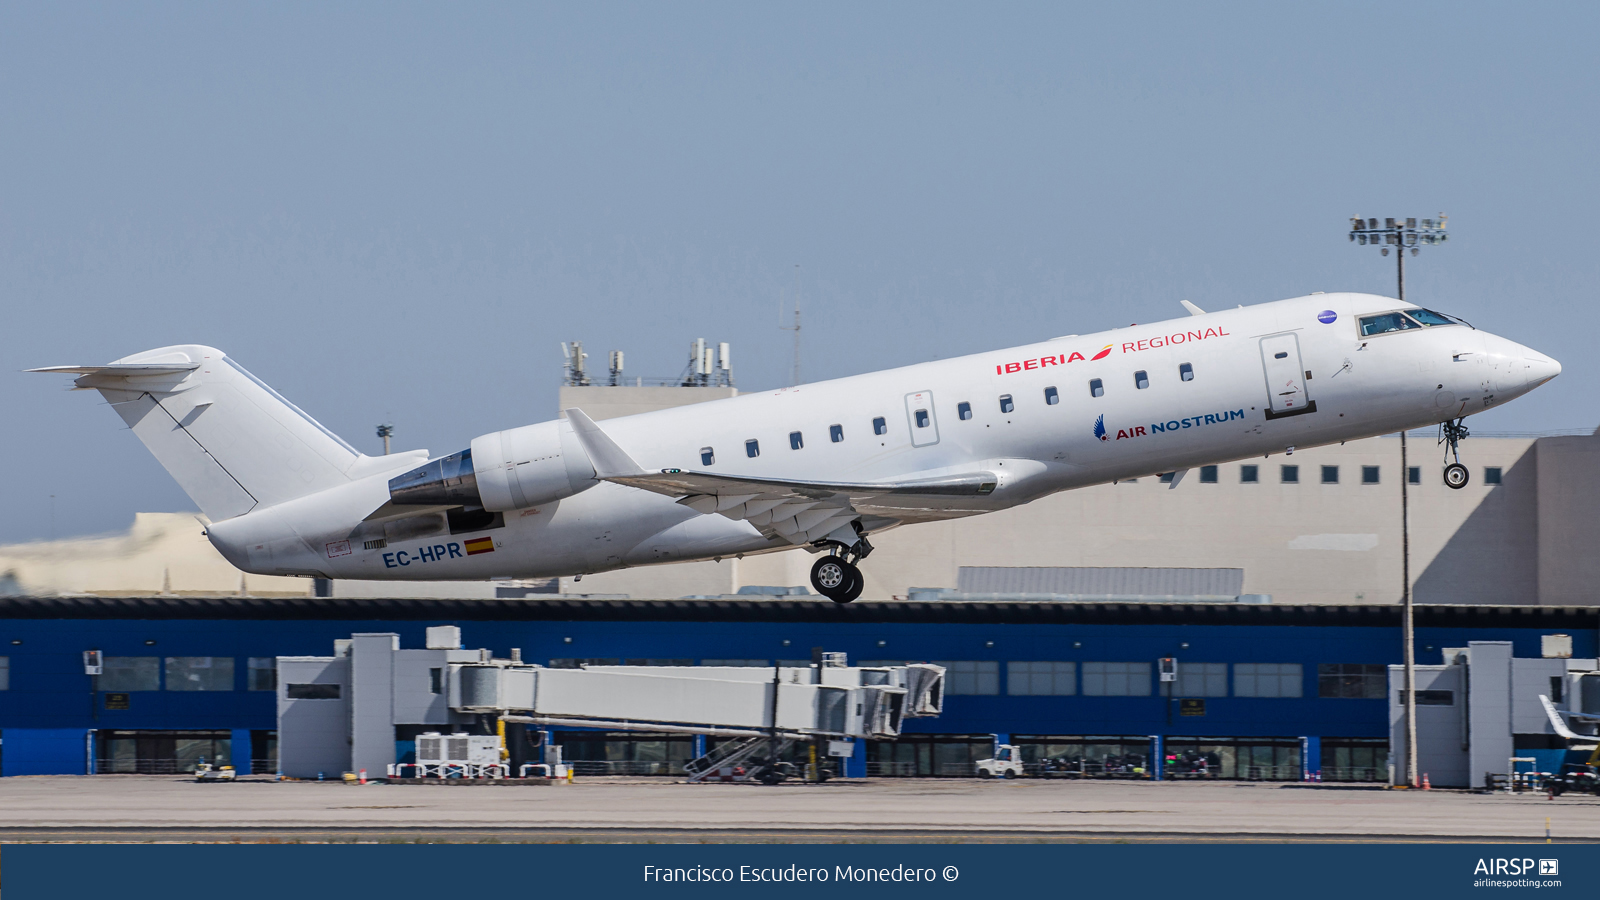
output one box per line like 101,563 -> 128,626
31,345 -> 361,521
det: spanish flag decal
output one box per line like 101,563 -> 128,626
464,537 -> 495,556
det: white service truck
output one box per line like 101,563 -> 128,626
975,744 -> 1024,778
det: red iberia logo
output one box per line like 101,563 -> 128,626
464,537 -> 495,556
995,344 -> 1113,375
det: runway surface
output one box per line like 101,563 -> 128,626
0,776 -> 1592,843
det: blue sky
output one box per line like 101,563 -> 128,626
3,2 -> 1596,542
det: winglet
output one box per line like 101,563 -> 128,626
1166,468 -> 1188,490
1181,300 -> 1206,317
1539,694 -> 1587,742
564,408 -> 647,478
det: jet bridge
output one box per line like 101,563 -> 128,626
276,627 -> 943,781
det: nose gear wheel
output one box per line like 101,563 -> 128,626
1439,418 -> 1471,490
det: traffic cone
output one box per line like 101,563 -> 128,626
1422,773 -> 1431,790
359,768 -> 367,785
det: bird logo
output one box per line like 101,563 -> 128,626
1093,414 -> 1107,441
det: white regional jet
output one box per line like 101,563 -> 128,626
34,293 -> 1559,603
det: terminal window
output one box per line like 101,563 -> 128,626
1484,466 -> 1503,485
1408,466 -> 1421,484
933,661 -> 999,695
1362,466 -> 1380,484
1240,464 -> 1259,483
1321,465 -> 1339,484
1233,663 -> 1303,698
100,656 -> 160,692
247,658 -> 277,691
285,683 -> 340,700
1199,465 -> 1218,483
1007,661 -> 1075,696
1397,689 -> 1454,706
1317,663 -> 1387,699
1081,662 -> 1152,696
166,657 -> 234,691
1175,662 -> 1228,697
699,659 -> 769,667
0,656 -> 7,690
1281,465 -> 1299,484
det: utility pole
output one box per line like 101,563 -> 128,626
780,265 -> 801,386
1348,214 -> 1449,789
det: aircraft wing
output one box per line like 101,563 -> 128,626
565,407 -> 997,545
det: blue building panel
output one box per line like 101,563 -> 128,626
0,597 -> 1594,777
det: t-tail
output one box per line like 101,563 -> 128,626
29,345 -> 417,521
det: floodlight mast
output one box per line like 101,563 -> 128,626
1347,214 -> 1449,790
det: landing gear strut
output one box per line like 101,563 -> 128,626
1441,418 -> 1471,490
810,528 -> 872,604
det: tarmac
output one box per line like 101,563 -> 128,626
0,776 -> 1595,843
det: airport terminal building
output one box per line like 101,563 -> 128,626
0,594 -> 1594,786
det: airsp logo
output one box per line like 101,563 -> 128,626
1473,858 -> 1552,876
1540,859 -> 1559,876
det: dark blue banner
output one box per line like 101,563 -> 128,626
5,843 -> 1595,899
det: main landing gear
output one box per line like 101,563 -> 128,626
810,528 -> 873,604
1440,418 -> 1471,490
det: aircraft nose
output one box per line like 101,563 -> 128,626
1526,351 -> 1561,387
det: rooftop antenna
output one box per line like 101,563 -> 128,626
607,350 -> 624,387
779,264 -> 800,386
560,341 -> 590,386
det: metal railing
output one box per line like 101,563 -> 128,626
1320,766 -> 1385,783
1241,765 -> 1303,781
566,760 -> 686,777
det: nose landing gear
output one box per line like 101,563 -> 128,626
1441,418 -> 1471,490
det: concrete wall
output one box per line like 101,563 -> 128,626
558,385 -> 737,421
276,657 -> 350,778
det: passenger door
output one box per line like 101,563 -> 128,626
904,390 -> 940,447
1259,334 -> 1315,418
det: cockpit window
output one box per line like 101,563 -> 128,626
1408,308 -> 1457,327
1359,312 -> 1423,337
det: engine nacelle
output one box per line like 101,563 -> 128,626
469,419 -> 597,511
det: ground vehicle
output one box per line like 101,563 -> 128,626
194,762 -> 236,782
976,744 -> 1024,778
1546,764 -> 1600,797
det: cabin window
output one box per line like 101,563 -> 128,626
1179,362 -> 1194,382
745,439 -> 760,458
789,431 -> 803,450
914,409 -> 930,428
1044,386 -> 1059,405
1199,465 -> 1218,483
1484,466 -> 1503,485
830,424 -> 844,442
1321,465 -> 1339,484
872,417 -> 887,435
1089,378 -> 1104,398
1362,466 -> 1380,484
700,447 -> 715,466
957,402 -> 972,420
1281,465 -> 1299,484
1240,464 -> 1259,484
999,394 -> 1014,414
1134,370 -> 1149,390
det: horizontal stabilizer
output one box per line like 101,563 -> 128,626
27,363 -> 201,376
